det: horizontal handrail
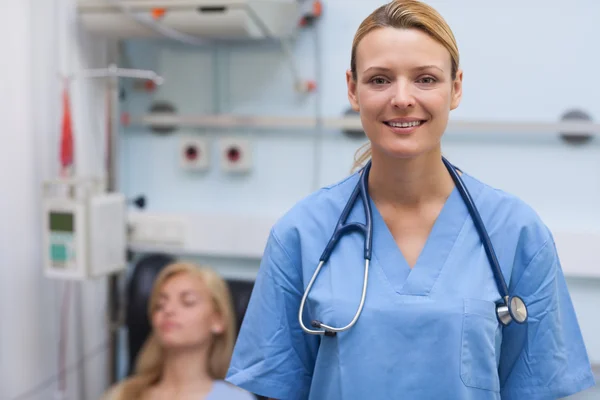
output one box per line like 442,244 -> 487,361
126,113 -> 600,136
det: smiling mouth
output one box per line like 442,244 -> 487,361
384,120 -> 425,128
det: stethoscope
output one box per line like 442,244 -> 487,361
298,157 -> 528,337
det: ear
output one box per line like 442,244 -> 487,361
450,69 -> 463,110
210,314 -> 225,334
346,69 -> 360,112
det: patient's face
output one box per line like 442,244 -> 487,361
152,272 -> 224,350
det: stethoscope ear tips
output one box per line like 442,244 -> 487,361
311,320 -> 322,328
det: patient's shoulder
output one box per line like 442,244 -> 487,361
100,382 -> 124,400
210,380 -> 255,399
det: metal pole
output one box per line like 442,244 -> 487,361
107,74 -> 120,385
64,63 -> 162,386
105,65 -> 162,384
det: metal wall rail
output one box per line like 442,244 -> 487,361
126,113 -> 600,136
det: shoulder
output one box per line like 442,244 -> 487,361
269,172 -> 360,248
100,382 -> 124,400
462,172 -> 555,268
256,172 -> 360,278
465,173 -> 551,239
210,380 -> 256,399
275,172 -> 359,231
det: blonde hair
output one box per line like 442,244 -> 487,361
115,262 -> 237,400
350,0 -> 460,171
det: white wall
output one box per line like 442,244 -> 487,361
0,1 -> 51,398
0,0 -> 113,399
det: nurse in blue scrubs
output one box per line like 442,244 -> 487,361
226,1 -> 596,399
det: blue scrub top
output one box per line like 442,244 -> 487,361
226,170 -> 596,399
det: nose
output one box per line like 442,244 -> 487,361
390,80 -> 415,109
161,302 -> 177,316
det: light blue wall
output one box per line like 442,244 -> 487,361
118,0 -> 600,381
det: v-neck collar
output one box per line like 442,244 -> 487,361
370,175 -> 479,296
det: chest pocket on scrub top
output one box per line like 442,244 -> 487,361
461,298 -> 501,392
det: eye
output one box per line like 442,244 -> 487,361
370,76 -> 389,85
181,294 -> 198,307
183,299 -> 197,307
417,76 -> 437,84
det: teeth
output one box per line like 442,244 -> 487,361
388,121 -> 422,128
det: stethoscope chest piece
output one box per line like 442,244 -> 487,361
496,295 -> 528,326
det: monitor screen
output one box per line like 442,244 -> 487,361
50,212 -> 74,232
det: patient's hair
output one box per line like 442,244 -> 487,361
350,0 -> 460,170
112,262 -> 237,400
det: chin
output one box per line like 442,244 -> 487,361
157,336 -> 183,348
375,138 -> 440,161
379,144 -> 424,160
159,334 -> 212,350
161,340 -> 199,351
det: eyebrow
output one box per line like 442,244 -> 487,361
158,290 -> 198,299
363,65 -> 445,74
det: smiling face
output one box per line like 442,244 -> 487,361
151,272 -> 225,351
347,27 -> 463,162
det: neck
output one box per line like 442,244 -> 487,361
160,345 -> 213,390
367,148 -> 454,207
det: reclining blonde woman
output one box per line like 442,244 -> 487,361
103,262 -> 255,400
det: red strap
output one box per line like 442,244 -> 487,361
60,82 -> 73,172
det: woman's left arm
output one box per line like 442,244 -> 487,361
498,234 -> 596,399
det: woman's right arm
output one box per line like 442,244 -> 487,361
225,228 -> 319,400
